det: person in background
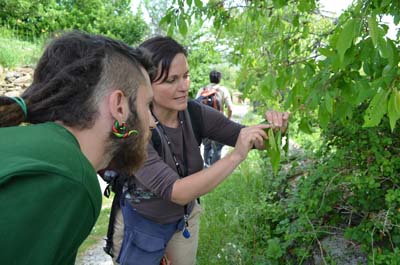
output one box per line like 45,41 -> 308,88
109,36 -> 289,265
196,70 -> 233,166
0,30 -> 155,265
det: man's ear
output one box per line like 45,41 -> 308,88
109,90 -> 129,123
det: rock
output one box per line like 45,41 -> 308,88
16,67 -> 34,74
5,71 -> 18,80
0,67 -> 34,96
5,91 -> 21,97
2,83 -> 15,88
313,233 -> 367,265
13,74 -> 32,85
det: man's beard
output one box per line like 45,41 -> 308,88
104,112 -> 149,176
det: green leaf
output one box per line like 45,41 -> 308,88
388,89 -> 400,132
380,0 -> 391,8
299,118 -> 313,134
378,38 -> 390,59
336,19 -> 358,65
395,90 -> 400,114
159,12 -> 172,26
363,88 -> 389,127
186,0 -> 192,7
325,93 -> 334,114
178,17 -> 188,36
194,0 -> 203,8
292,14 -> 299,27
273,0 -> 286,8
167,24 -> 174,36
266,238 -> 283,259
355,80 -> 374,105
298,0 -> 315,12
338,103 -> 353,124
268,128 -> 277,150
368,15 -> 379,47
318,103 -> 330,129
318,47 -> 335,57
264,129 -> 282,175
302,24 -> 309,38
260,75 -> 276,98
387,39 -> 399,67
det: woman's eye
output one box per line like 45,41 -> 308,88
166,78 -> 175,83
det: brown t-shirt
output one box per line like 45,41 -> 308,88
131,101 -> 243,223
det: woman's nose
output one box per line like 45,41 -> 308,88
178,78 -> 189,92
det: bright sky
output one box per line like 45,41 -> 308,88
319,0 -> 397,39
319,0 -> 353,16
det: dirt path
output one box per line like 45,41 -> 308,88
75,242 -> 113,265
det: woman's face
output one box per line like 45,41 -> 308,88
152,53 -> 190,112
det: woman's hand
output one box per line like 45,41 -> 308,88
231,124 -> 269,161
265,110 -> 290,133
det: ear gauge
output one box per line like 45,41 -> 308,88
112,120 -> 139,138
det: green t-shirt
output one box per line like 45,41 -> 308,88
0,122 -> 102,265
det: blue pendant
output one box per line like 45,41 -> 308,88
183,228 -> 191,239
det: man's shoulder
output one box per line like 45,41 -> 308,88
217,85 -> 230,93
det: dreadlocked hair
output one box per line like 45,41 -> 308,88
0,30 -> 155,128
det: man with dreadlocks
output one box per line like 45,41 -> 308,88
0,31 -> 155,265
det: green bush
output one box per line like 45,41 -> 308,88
0,0 -> 148,44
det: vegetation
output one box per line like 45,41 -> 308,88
162,0 -> 400,262
0,27 -> 42,68
0,0 -> 148,44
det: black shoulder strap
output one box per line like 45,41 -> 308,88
103,173 -> 127,257
187,100 -> 203,146
151,101 -> 203,154
151,127 -> 162,155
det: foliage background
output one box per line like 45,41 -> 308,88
160,0 -> 400,262
0,0 -> 148,44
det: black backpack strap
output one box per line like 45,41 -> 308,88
187,100 -> 204,204
103,173 -> 126,257
150,127 -> 162,154
187,100 -> 203,146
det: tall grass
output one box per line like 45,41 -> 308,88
197,150 -> 273,265
0,26 -> 43,68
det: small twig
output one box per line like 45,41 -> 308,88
306,214 -> 327,265
348,209 -> 353,226
383,209 -> 390,232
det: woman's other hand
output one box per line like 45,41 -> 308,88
231,124 -> 269,161
265,110 -> 290,133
